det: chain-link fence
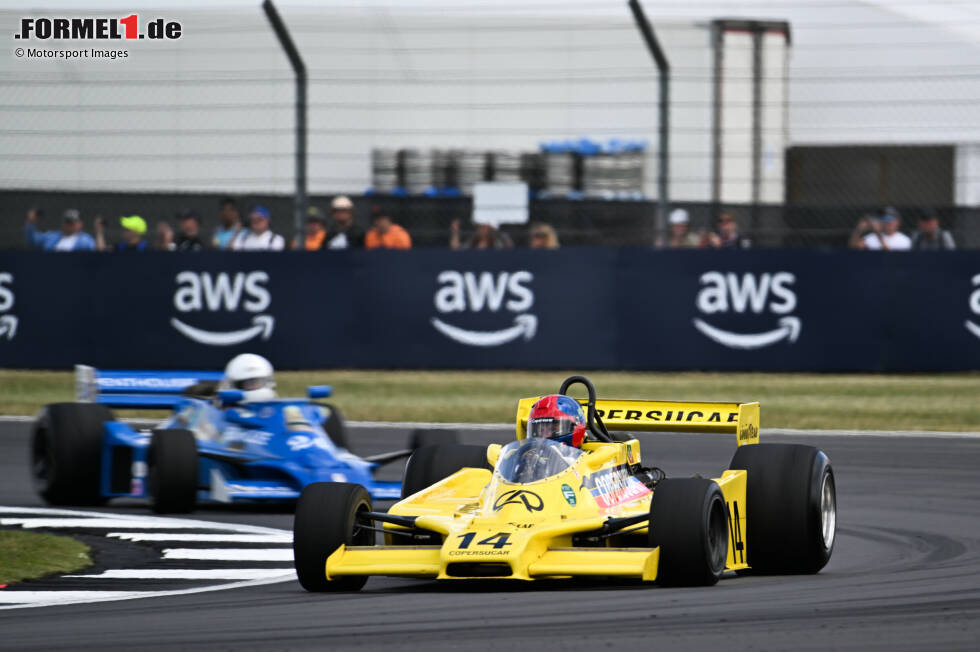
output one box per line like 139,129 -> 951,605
2,1 -> 979,249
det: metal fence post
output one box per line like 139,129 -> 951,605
628,0 -> 670,247
262,0 -> 307,242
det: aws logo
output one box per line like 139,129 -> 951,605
171,271 -> 274,346
965,274 -> 980,340
0,273 -> 16,341
693,271 -> 800,350
431,270 -> 536,347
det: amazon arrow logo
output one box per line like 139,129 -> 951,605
171,314 -> 274,347
694,271 -> 800,350
0,314 -> 17,340
171,270 -> 275,347
431,314 -> 536,347
694,315 -> 800,350
432,270 -> 537,347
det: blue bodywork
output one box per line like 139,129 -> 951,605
79,367 -> 403,505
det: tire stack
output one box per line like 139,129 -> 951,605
451,149 -> 488,195
400,148 -> 435,195
370,148 -> 399,194
489,150 -> 522,183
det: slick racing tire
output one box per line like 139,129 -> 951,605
649,478 -> 729,587
148,429 -> 198,514
401,444 -> 491,500
408,428 -> 459,450
293,482 -> 374,592
729,443 -> 836,574
321,403 -> 349,451
31,402 -> 114,506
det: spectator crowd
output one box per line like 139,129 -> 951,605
22,197 -> 419,253
22,199 -> 956,253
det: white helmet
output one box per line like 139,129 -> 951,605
221,353 -> 277,402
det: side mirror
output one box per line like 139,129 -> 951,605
218,389 -> 244,406
307,385 -> 332,399
486,443 -> 501,468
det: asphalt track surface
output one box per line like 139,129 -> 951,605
2,420 -> 980,650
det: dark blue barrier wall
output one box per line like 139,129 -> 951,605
1,249 -> 978,371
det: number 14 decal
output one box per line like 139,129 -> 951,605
727,501 -> 745,564
457,532 -> 513,549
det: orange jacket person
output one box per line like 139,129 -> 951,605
365,212 -> 412,250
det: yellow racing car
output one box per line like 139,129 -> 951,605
293,375 -> 837,590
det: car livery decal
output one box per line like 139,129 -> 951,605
581,464 -> 651,509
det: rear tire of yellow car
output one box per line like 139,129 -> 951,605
729,443 -> 836,574
400,444 -> 491,500
649,478 -> 729,586
293,482 -> 373,592
148,429 -> 198,514
31,402 -> 114,506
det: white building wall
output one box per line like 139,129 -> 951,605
1,0 -> 978,205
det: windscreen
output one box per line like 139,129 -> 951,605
493,438 -> 583,484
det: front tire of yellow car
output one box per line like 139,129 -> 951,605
293,482 -> 373,592
649,478 -> 729,586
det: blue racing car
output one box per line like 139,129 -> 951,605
31,364 -> 451,513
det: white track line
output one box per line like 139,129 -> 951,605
0,507 -> 288,535
0,574 -> 294,610
161,548 -> 294,561
0,518 -> 257,530
766,427 -> 980,439
0,506 -> 297,610
0,591 -> 155,605
2,414 -> 978,438
108,532 -> 292,543
66,568 -> 294,580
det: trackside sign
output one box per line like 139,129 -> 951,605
693,271 -> 800,350
1,249 -> 979,371
431,270 -> 536,347
171,271 -> 274,347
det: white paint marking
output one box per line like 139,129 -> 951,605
0,591 -> 153,605
107,532 -> 292,543
0,574 -> 294,610
0,518 -> 247,530
2,414 -> 979,438
66,569 -> 294,580
162,548 -> 294,561
0,506 -> 296,610
0,507 -> 288,535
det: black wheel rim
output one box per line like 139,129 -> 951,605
351,504 -> 375,547
706,495 -> 728,573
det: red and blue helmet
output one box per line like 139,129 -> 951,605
527,394 -> 587,447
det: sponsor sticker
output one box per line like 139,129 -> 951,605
561,483 -> 577,506
492,489 -> 544,512
582,465 -> 651,509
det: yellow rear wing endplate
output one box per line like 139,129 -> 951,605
516,397 -> 759,447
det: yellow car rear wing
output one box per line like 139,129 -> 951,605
516,397 -> 759,447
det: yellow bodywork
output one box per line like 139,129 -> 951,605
325,397 -> 757,582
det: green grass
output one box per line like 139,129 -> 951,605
2,369 -> 978,431
0,529 -> 91,585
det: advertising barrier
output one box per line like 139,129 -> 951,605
1,249 -> 978,371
